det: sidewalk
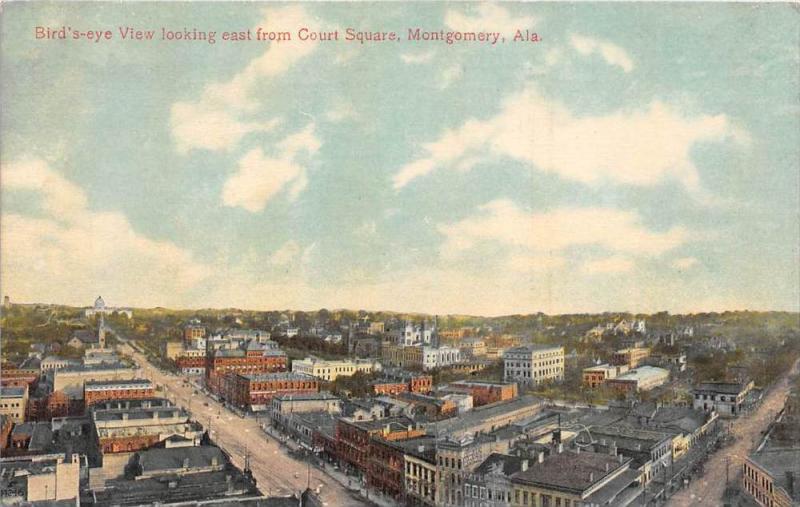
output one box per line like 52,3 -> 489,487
261,425 -> 397,507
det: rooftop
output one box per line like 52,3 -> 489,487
694,381 -> 751,394
138,445 -> 227,473
239,372 -> 316,382
505,344 -> 564,355
85,378 -> 153,389
474,453 -> 527,476
748,448 -> 800,500
613,366 -> 669,383
274,391 -> 340,402
512,449 -> 631,494
0,386 -> 26,397
431,395 -> 543,436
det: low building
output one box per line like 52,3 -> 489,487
40,356 -> 80,373
291,356 -> 381,382
503,345 -> 565,386
395,392 -> 458,419
84,378 -> 155,407
743,448 -> 800,507
510,447 -> 641,507
380,370 -> 434,394
444,381 -> 518,407
582,364 -> 629,388
90,398 -> 203,454
606,366 -> 669,393
230,372 -> 319,411
431,395 -> 545,439
693,380 -> 755,417
440,393 -> 474,414
0,386 -> 28,423
372,379 -> 410,396
53,362 -> 136,398
611,347 -> 651,369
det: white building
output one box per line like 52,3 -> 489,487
389,321 -> 437,346
291,356 -> 381,382
693,381 -> 754,417
503,345 -> 565,385
84,296 -> 133,318
421,346 -> 460,370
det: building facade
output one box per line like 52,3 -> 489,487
503,345 -> 565,385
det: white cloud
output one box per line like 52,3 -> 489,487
222,124 -> 320,212
582,255 -> 635,274
1,159 -> 210,307
401,50 -> 436,64
394,87 -> 740,191
438,64 -> 464,90
325,102 -> 358,123
269,240 -> 302,266
672,257 -> 699,270
445,3 -> 535,36
440,199 -> 688,257
170,5 -> 321,154
570,34 -> 634,73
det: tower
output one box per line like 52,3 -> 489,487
98,313 -> 106,348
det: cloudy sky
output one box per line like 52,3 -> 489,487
2,2 -> 798,315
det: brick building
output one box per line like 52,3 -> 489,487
84,378 -> 155,407
367,434 -> 432,501
611,347 -> 651,369
372,380 -> 410,396
444,380 -> 518,407
336,416 -> 422,477
205,348 -> 287,395
229,372 -> 319,411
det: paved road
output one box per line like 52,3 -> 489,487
667,358 -> 800,506
118,342 -> 367,507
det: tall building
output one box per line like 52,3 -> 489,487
503,345 -> 565,385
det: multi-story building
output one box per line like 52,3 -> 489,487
83,378 -> 155,407
605,366 -> 669,393
290,356 -> 381,382
576,425 -> 674,485
743,448 -> 800,506
611,347 -> 651,369
176,355 -> 207,375
0,453 -> 81,504
368,433 -> 429,501
464,453 -> 528,507
444,381 -> 518,407
0,387 -> 28,423
436,433 -> 508,507
380,370 -> 434,394
271,391 -> 342,416
510,447 -> 641,507
205,347 -> 287,395
693,380 -> 755,417
229,372 -> 319,411
459,338 -> 487,358
183,323 -> 207,343
503,345 -> 565,385
421,346 -> 461,370
582,363 -> 629,388
372,379 -> 411,396
335,416 -> 421,477
404,437 -> 438,507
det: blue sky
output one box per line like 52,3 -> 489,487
2,2 -> 798,315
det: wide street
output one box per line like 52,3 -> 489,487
117,341 -> 368,507
667,358 -> 800,507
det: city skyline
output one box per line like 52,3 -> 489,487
2,3 -> 798,316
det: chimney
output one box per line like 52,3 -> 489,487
576,446 -> 581,454
557,443 -> 564,454
211,456 -> 218,467
521,459 -> 529,472
589,472 -> 594,482
618,453 -> 624,463
537,452 -> 545,464
183,458 -> 190,469
605,463 -> 610,472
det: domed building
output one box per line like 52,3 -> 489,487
84,295 -> 133,319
